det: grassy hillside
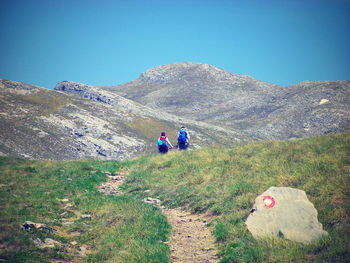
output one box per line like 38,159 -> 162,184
123,132 -> 350,262
0,132 -> 349,262
0,159 -> 170,262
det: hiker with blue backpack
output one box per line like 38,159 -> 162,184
157,131 -> 173,154
177,126 -> 190,150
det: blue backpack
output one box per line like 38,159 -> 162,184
178,130 -> 187,143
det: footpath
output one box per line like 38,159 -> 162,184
98,169 -> 219,263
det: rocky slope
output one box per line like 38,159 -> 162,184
1,62 -> 349,160
101,62 -> 350,140
0,79 -> 242,160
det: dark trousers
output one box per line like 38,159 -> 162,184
178,141 -> 188,150
158,145 -> 169,154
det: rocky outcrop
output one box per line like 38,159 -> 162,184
55,81 -> 114,104
246,187 -> 328,244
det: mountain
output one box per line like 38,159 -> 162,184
1,62 -> 349,160
0,79 -> 242,160
101,62 -> 350,140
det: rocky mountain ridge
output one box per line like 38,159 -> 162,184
53,80 -> 243,137
1,62 -> 349,160
101,62 -> 350,140
0,79 -> 241,160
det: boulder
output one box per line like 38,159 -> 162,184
246,186 -> 328,244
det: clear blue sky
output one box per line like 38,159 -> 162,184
0,0 -> 349,89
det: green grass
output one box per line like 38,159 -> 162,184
123,132 -> 350,262
127,117 -> 178,142
0,158 -> 170,263
1,132 -> 349,262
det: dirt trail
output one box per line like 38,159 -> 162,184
96,171 -> 126,195
163,208 -> 219,263
98,170 -> 219,263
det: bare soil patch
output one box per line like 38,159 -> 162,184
162,208 -> 219,263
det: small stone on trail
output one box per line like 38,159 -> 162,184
69,231 -> 82,237
143,197 -> 161,205
81,214 -> 92,220
78,245 -> 89,257
110,175 -> 124,181
33,238 -> 62,249
70,241 -> 78,246
61,218 -> 74,225
63,203 -> 74,209
58,198 -> 70,202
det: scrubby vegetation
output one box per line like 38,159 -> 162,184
0,132 -> 349,262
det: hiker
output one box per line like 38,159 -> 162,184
177,126 -> 190,150
157,132 -> 173,154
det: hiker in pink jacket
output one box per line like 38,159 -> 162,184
157,131 -> 173,154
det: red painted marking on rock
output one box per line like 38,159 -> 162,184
262,195 -> 276,208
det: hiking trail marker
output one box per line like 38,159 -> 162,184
262,195 -> 275,208
246,187 -> 328,244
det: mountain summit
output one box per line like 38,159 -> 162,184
139,62 -> 252,83
102,62 -> 350,140
104,63 -> 276,116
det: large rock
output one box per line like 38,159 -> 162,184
246,186 -> 328,244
